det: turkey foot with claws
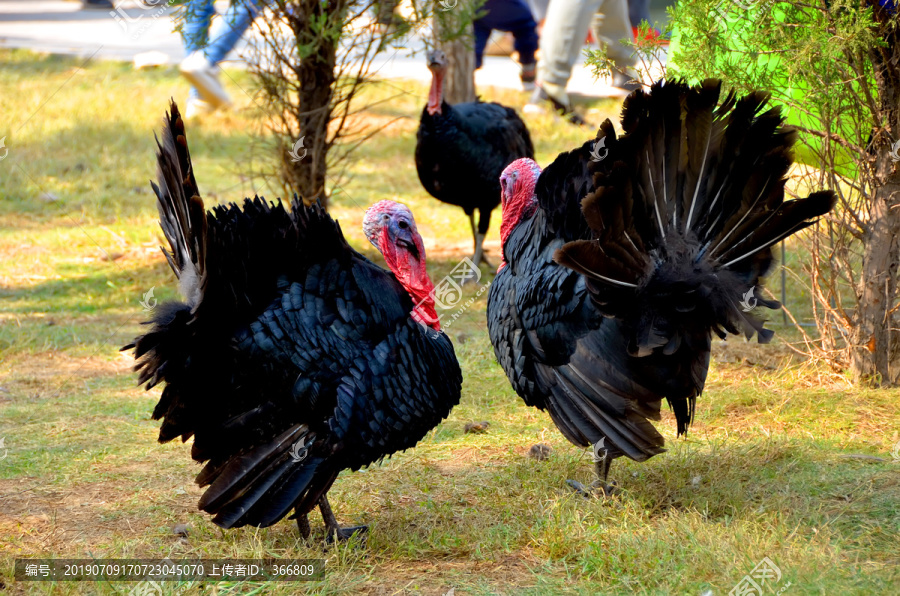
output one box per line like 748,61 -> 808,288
567,456 -> 618,497
319,495 -> 368,544
293,496 -> 368,542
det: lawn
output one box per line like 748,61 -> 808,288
0,49 -> 898,595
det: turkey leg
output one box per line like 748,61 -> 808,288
589,454 -> 619,496
471,209 -> 493,269
566,453 -> 619,497
318,494 -> 368,543
295,508 -> 311,539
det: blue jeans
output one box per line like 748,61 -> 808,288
474,0 -> 539,69
182,0 -> 261,98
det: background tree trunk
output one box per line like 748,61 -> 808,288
279,0 -> 338,209
852,178 -> 900,385
436,0 -> 476,104
440,34 -> 476,104
851,12 -> 900,386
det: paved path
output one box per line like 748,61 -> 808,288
0,0 -> 651,98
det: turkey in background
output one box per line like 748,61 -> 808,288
416,49 -> 534,272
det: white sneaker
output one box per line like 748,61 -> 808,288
184,97 -> 217,120
179,51 -> 232,109
522,102 -> 546,115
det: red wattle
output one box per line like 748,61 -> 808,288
379,227 -> 441,331
499,163 -> 541,268
427,71 -> 444,116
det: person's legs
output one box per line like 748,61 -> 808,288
204,0 -> 262,64
628,0 -> 651,28
510,26 -> 537,66
180,0 -> 261,112
535,0 -> 603,93
591,0 -> 638,88
475,0 -> 538,86
592,0 -> 633,67
473,22 -> 493,70
503,1 -> 538,88
501,1 -> 538,66
181,0 -> 217,102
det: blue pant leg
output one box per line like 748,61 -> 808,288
474,22 -> 493,69
475,0 -> 538,65
182,0 -> 216,54
628,0 -> 651,27
204,0 -> 263,64
508,13 -> 538,64
181,0 -> 216,100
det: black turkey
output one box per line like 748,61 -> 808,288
126,101 -> 462,539
416,49 -> 534,269
487,80 -> 835,494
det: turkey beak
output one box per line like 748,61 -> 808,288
500,172 -> 515,206
395,224 -> 420,260
426,52 -> 445,72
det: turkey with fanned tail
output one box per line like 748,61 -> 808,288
487,80 -> 835,494
124,101 -> 462,540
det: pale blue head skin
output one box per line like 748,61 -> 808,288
363,200 -> 421,260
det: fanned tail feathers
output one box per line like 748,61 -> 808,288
556,79 -> 836,353
152,99 -> 207,309
124,100 -> 211,442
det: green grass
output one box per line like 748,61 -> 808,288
1,49 -> 899,595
